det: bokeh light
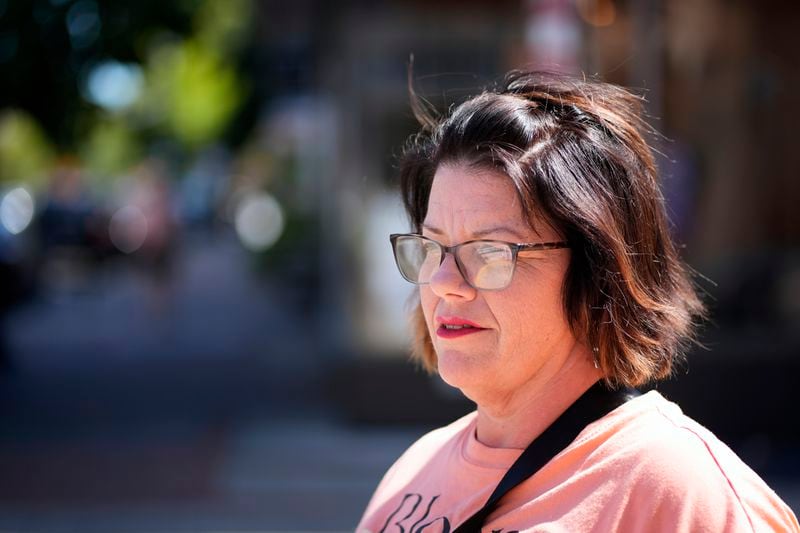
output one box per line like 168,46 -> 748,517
108,205 -> 148,254
0,187 -> 34,235
66,0 -> 101,50
234,192 -> 284,252
85,61 -> 144,112
576,0 -> 617,27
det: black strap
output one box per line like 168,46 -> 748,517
453,382 -> 640,533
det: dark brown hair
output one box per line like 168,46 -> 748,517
399,71 -> 704,388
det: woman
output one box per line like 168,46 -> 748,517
357,71 -> 799,532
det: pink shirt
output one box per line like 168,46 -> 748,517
358,391 -> 799,532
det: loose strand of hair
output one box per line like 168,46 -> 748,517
407,55 -> 440,132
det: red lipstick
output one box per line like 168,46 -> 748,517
435,316 -> 487,339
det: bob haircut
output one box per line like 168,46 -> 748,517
399,71 -> 704,388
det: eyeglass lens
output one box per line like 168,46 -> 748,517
394,236 -> 516,290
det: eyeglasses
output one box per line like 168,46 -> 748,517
389,233 -> 569,290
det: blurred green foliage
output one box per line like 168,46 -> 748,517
0,0 -> 255,185
193,0 -> 253,57
0,110 -> 55,186
80,117 -> 142,180
141,38 -> 246,150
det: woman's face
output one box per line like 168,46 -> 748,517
420,164 -> 582,405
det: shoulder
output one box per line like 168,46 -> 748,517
390,410 -> 477,470
583,391 -> 799,532
361,411 -> 477,509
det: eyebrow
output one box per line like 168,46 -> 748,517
422,223 -> 529,241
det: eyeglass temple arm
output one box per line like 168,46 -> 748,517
518,241 -> 570,251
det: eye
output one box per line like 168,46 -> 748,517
475,245 -> 507,261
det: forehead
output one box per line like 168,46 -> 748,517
424,164 -> 529,231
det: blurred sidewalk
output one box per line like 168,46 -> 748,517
0,230 -> 427,531
0,415 -> 420,531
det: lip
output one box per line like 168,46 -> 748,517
435,315 -> 488,339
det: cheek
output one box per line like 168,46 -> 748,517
489,278 -> 569,347
488,297 -> 531,347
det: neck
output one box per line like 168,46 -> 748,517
474,349 -> 602,449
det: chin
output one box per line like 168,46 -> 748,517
436,348 -> 486,395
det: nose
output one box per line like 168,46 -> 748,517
428,253 -> 476,299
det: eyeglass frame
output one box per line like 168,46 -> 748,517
389,233 -> 570,291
